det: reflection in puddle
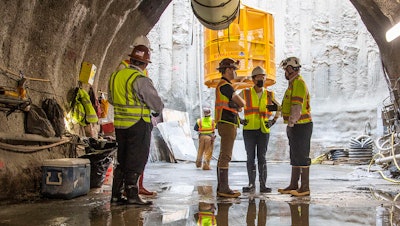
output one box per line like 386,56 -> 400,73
370,189 -> 400,226
2,187 -> 400,225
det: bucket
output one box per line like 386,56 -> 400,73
191,0 -> 240,30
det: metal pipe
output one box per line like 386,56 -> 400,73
375,154 -> 400,164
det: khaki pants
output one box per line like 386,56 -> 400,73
217,122 -> 237,168
198,135 -> 214,163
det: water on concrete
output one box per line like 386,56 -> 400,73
0,162 -> 399,226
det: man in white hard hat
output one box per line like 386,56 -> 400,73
194,107 -> 216,170
277,57 -> 313,197
241,65 -> 281,194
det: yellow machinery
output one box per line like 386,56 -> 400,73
204,4 -> 275,89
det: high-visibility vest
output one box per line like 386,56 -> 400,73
197,211 -> 216,226
243,87 -> 270,133
117,60 -> 148,76
108,68 -> 151,129
197,117 -> 215,134
282,75 -> 312,124
71,88 -> 98,126
214,79 -> 239,125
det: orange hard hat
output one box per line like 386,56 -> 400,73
129,45 -> 151,64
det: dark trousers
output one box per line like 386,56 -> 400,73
115,119 -> 152,184
243,129 -> 269,168
287,122 -> 313,166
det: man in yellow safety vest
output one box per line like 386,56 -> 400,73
277,56 -> 313,197
214,58 -> 245,198
241,66 -> 281,194
108,44 -> 164,205
194,107 -> 216,170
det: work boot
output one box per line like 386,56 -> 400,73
110,166 -> 126,205
246,197 -> 256,225
289,202 -> 309,225
278,166 -> 300,194
125,173 -> 153,205
290,167 -> 310,196
242,165 -> 256,193
259,163 -> 271,193
138,172 -> 157,197
216,202 -> 232,226
217,168 -> 241,198
258,199 -> 267,226
202,160 -> 211,170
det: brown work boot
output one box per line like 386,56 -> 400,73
290,167 -> 310,197
217,168 -> 241,198
278,166 -> 300,194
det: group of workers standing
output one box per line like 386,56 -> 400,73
107,34 -> 313,206
194,57 -> 313,198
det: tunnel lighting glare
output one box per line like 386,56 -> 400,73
386,21 -> 400,42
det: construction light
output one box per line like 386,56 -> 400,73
386,21 -> 400,42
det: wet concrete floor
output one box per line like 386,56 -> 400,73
0,162 -> 399,225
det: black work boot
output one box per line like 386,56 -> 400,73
217,168 -> 241,198
278,166 -> 300,194
110,166 -> 126,205
125,173 -> 153,205
259,163 -> 271,193
242,164 -> 256,193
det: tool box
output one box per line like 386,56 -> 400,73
41,158 -> 90,199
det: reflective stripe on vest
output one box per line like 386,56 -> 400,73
109,68 -> 151,129
281,75 -> 312,124
243,87 -> 270,133
198,117 -> 215,134
215,79 -> 239,125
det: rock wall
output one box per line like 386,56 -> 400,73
147,0 -> 389,159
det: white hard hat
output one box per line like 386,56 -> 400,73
280,57 -> 301,69
132,35 -> 151,49
203,107 -> 211,116
251,66 -> 266,77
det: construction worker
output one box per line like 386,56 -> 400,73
195,186 -> 216,225
194,107 -> 216,170
115,35 -> 156,197
214,58 -> 245,198
108,44 -> 164,205
241,66 -> 281,193
277,57 -> 313,197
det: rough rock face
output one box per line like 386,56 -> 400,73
0,0 -> 172,201
0,0 -> 171,133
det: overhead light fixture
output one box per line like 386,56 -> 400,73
386,21 -> 400,42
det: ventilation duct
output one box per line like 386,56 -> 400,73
191,0 -> 240,30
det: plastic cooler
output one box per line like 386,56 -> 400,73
41,158 -> 90,199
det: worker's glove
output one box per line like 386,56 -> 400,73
266,119 -> 276,128
151,112 -> 160,117
228,100 -> 239,109
240,118 -> 249,126
267,104 -> 278,111
211,134 -> 216,142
